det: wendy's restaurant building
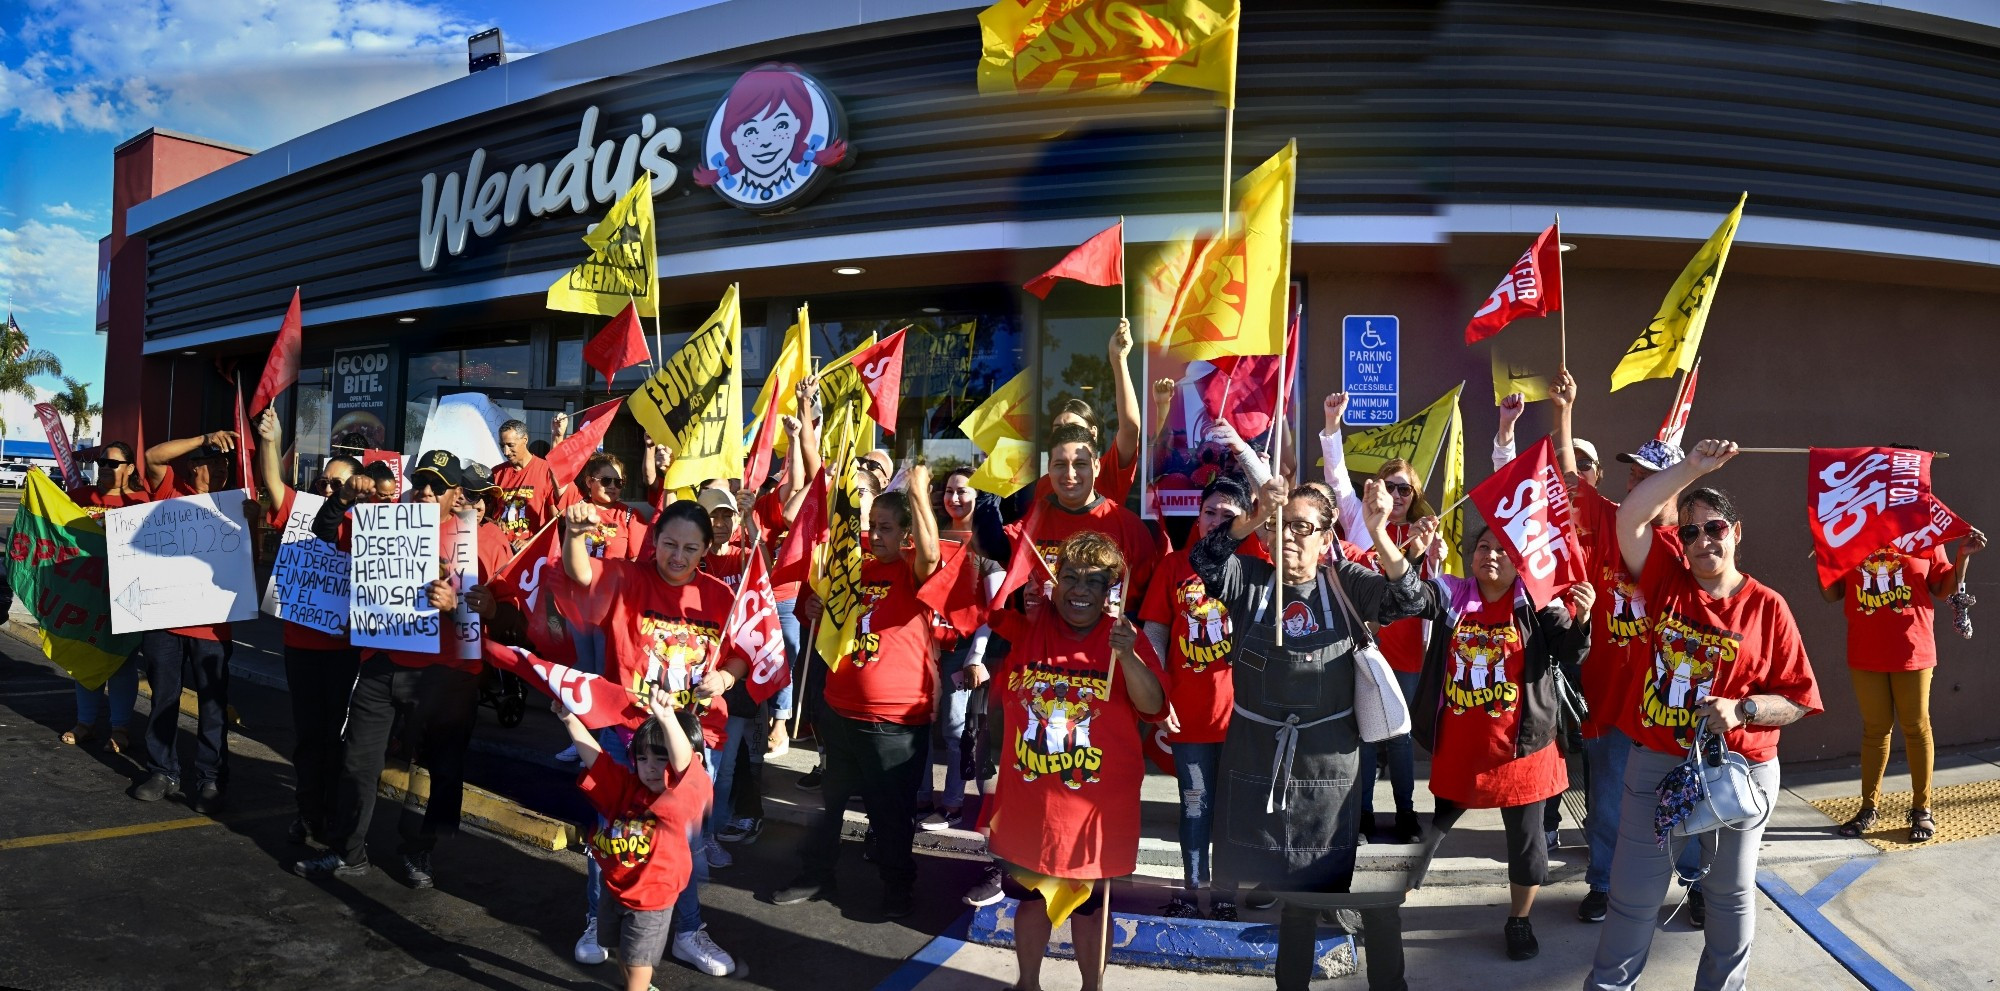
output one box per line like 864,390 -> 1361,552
99,0 -> 2000,760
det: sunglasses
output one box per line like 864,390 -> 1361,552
590,475 -> 623,487
1382,481 -> 1414,497
414,478 -> 452,496
1576,458 -> 1599,471
1678,519 -> 1733,544
97,459 -> 131,469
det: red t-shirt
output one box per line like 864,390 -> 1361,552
267,489 -> 351,652
701,546 -> 749,590
824,557 -> 939,725
1136,549 -> 1233,744
561,559 -> 737,749
579,758 -> 712,911
493,457 -> 577,547
1428,594 -> 1567,808
753,488 -> 802,603
1843,547 -> 1950,672
1368,521 -> 1439,674
1031,442 -> 1138,508
986,607 -> 1164,880
1568,482 -> 1683,738
68,485 -> 149,521
1623,545 -> 1823,763
380,519 -> 511,673
1023,495 -> 1160,605
146,465 -> 232,642
579,503 -> 649,562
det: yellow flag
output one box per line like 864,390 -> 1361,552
968,436 -> 1037,496
958,367 -> 1037,452
1343,383 -> 1463,483
547,172 -> 657,317
811,400 -> 870,671
1130,232 -> 1200,344
1160,141 -> 1294,361
1007,865 -> 1098,927
749,304 -> 811,453
1491,348 -> 1550,405
1612,193 -> 1745,392
977,0 -> 1238,107
1438,396 -> 1465,577
629,285 -> 742,489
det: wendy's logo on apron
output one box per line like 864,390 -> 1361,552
694,63 -> 851,215
1281,600 -> 1321,639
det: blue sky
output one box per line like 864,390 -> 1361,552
0,0 -> 718,436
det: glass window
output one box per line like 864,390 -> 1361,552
805,309 -> 1025,472
293,366 -> 332,490
402,344 -> 531,454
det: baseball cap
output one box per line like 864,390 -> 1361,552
1617,439 -> 1685,473
1572,438 -> 1600,466
408,449 -> 464,488
698,488 -> 738,514
460,461 -> 500,494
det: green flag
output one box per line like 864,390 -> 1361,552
7,471 -> 139,688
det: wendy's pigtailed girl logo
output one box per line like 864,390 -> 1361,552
695,63 -> 851,214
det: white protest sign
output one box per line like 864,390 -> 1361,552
349,501 -> 440,651
105,489 -> 260,634
261,491 -> 350,635
444,508 -> 482,659
418,392 -> 506,469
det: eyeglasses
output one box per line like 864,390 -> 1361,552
590,475 -> 623,488
1677,519 -> 1733,544
1382,481 -> 1414,497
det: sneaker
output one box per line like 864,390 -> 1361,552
718,817 -> 764,845
293,850 -> 369,879
704,836 -> 733,869
671,927 -> 735,977
130,772 -> 181,803
771,875 -> 832,905
1504,916 -> 1539,961
1578,889 -> 1609,924
796,764 -> 823,789
574,917 -> 608,965
1546,829 -> 1562,852
555,743 -> 581,764
193,782 -> 223,815
1210,900 -> 1239,923
1687,888 -> 1706,929
1244,890 -> 1278,910
964,865 -> 1006,907
287,816 -> 312,845
402,851 -> 435,889
1392,811 -> 1423,844
1161,895 -> 1202,919
919,808 -> 960,832
882,888 -> 915,919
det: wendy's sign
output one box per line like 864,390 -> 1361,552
695,63 -> 851,214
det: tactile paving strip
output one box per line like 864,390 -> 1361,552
1808,778 -> 2000,852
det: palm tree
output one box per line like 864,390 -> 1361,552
0,346 -> 62,440
50,376 -> 101,443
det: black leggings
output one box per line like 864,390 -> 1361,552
1432,797 -> 1550,888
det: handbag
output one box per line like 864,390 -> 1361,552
1550,661 -> 1589,756
1654,727 -> 1771,879
1325,573 -> 1411,743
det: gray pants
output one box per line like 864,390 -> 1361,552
1585,745 -> 1780,991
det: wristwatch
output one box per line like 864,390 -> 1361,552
1740,697 -> 1760,724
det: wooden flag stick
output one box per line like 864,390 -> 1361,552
1555,214 -> 1568,370
1270,334 -> 1288,649
1119,215 -> 1128,324
1400,491 -> 1474,551
1220,108 -> 1235,233
1734,447 -> 1951,458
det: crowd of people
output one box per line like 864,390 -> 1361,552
35,318 -> 1983,991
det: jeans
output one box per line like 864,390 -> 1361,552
710,716 -> 755,834
1584,730 -> 1702,892
801,711 -> 928,892
1174,741 -> 1223,889
284,645 -> 361,833
771,596 -> 800,719
585,727 -> 634,921
76,648 -> 142,729
140,632 -> 232,786
326,657 -> 479,863
922,657 -> 974,810
1356,669 -> 1419,819
672,743 -> 719,935
570,627 -> 606,677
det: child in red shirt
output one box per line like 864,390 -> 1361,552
557,692 -> 712,991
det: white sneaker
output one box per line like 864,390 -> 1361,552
573,917 -> 608,965
672,926 -> 734,976
704,836 -> 733,869
555,744 -> 580,763
919,809 -> 958,832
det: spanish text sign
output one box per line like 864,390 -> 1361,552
105,490 -> 260,634
261,491 -> 351,636
349,502 -> 440,652
1342,314 -> 1399,426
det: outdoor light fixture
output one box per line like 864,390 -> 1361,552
921,307 -> 941,314
398,316 -> 418,324
1559,242 -> 1578,252
181,350 -> 198,356
468,28 -> 505,73
833,266 -> 865,276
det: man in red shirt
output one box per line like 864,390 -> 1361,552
1030,318 -> 1143,507
978,424 -> 1160,607
495,418 -> 577,552
774,464 -> 943,919
130,428 -> 244,812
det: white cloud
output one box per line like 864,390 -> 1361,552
43,201 -> 93,221
0,384 -> 87,447
0,217 -> 101,318
0,0 -> 483,149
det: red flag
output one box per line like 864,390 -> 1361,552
481,640 -> 642,729
546,398 -> 622,492
1464,437 -> 1587,608
1198,312 -> 1299,438
742,372 -> 785,494
1141,719 -> 1176,775
1023,221 -> 1124,299
918,538 -> 991,639
1463,223 -> 1563,343
583,302 -> 650,387
992,508 -> 1058,609
34,403 -> 78,488
488,521 -> 579,664
232,372 -> 255,493
771,468 -> 828,587
1657,360 -> 1700,448
1808,447 -> 1971,588
726,549 -> 792,704
850,328 -> 908,432
249,288 -> 302,415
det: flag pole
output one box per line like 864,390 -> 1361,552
1555,214 -> 1568,370
1220,108 -> 1235,233
1119,215 -> 1128,324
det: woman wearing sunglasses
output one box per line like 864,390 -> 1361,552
59,441 -> 152,754
1588,440 -> 1822,991
1319,392 -> 1440,844
1192,472 -> 1426,991
556,452 -> 650,766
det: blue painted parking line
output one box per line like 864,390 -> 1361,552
873,910 -> 972,991
1757,867 -> 1913,991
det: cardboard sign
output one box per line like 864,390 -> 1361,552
418,392 -> 506,470
443,507 -> 482,660
349,501 -> 440,651
261,491 -> 350,635
105,490 -> 260,634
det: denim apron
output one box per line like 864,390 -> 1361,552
1214,573 -> 1368,892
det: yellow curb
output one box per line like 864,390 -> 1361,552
377,759 -> 576,852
